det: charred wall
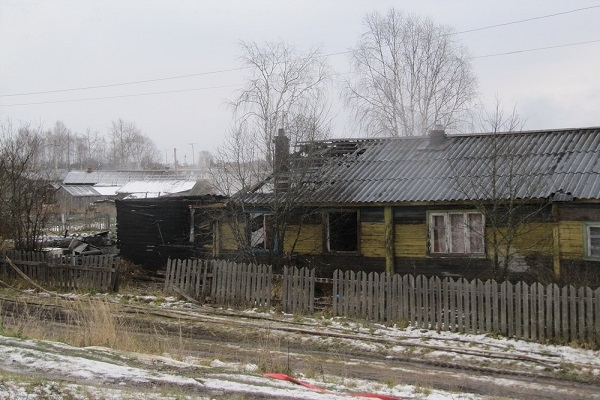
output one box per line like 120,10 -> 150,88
116,196 -> 221,270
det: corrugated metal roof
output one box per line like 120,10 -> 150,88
117,180 -> 196,195
63,170 -> 177,185
244,127 -> 600,204
60,185 -> 102,197
92,185 -> 120,196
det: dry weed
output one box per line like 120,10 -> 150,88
0,296 -> 166,355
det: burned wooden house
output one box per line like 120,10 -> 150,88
215,127 -> 600,284
115,180 -> 225,269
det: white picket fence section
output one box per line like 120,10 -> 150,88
211,261 -> 272,308
164,258 -> 211,300
333,270 -> 600,343
282,266 -> 315,313
1,250 -> 119,292
165,258 -> 272,308
161,258 -> 600,345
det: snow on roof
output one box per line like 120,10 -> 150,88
117,180 -> 196,196
63,170 -> 177,185
92,185 -> 120,196
123,192 -> 162,199
60,185 -> 101,197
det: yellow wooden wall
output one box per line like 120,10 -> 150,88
395,224 -> 428,257
558,221 -> 585,259
360,222 -> 385,257
484,223 -> 554,258
216,217 -> 588,260
283,224 -> 322,254
219,222 -> 244,251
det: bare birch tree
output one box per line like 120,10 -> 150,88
212,41 -> 333,265
343,9 -> 477,137
108,119 -> 160,169
230,41 -> 331,165
453,101 -> 553,281
0,121 -> 50,250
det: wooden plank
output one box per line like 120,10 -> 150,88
367,272 -> 374,320
332,270 -> 339,316
386,273 -> 393,322
474,279 -> 482,334
456,278 -> 465,333
545,284 -> 553,341
578,286 -> 586,342
537,283 -> 545,342
560,286 -> 568,343
448,278 -> 456,332
585,287 -> 593,343
408,275 -> 416,326
402,275 -> 410,322
423,275 -> 430,329
500,281 -> 507,336
463,278 -> 470,333
552,284 -> 560,342
530,283 -> 537,341
415,275 -> 423,328
491,280 -> 499,333
469,279 -> 477,333
595,288 -> 600,347
522,282 -> 530,340
507,281 -> 514,338
514,282 -> 522,339
392,274 -> 401,322
373,272 -> 381,321
435,277 -> 443,331
283,265 -> 290,313
340,270 -> 348,316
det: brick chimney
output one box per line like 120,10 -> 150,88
428,124 -> 446,147
274,128 -> 289,174
273,128 -> 290,193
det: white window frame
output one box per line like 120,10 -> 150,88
585,223 -> 600,259
429,211 -> 485,255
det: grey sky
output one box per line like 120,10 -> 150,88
1,0 -> 600,165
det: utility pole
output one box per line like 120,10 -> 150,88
188,143 -> 197,167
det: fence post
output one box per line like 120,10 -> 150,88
332,269 -> 339,317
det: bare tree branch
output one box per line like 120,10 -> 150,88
343,9 -> 477,137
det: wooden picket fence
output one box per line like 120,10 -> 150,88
1,250 -> 119,292
211,260 -> 272,308
164,258 -> 211,300
282,266 -> 315,313
165,258 -> 272,308
333,270 -> 600,344
162,259 -> 600,344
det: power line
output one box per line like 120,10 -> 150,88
1,5 -> 598,101
456,4 -> 600,34
0,50 -> 353,99
471,38 -> 600,59
0,84 -> 240,106
3,36 -> 599,107
0,68 -> 246,98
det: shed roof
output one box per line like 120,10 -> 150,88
60,185 -> 102,197
244,127 -> 600,205
117,180 -> 196,195
63,170 -> 177,185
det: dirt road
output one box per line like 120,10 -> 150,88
1,292 -> 599,399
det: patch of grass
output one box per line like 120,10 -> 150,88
382,376 -> 399,388
412,383 -> 432,396
256,326 -> 292,375
0,296 -> 167,355
386,317 -> 409,329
